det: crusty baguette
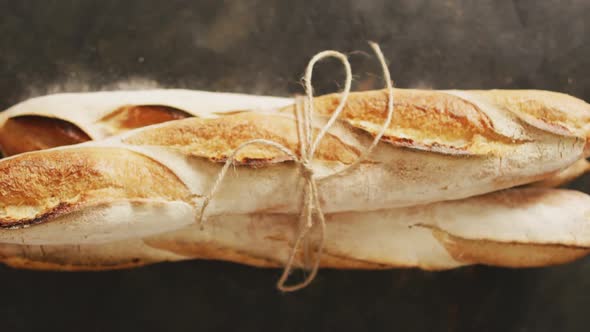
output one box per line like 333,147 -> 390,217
1,188 -> 588,271
2,88 -> 589,156
3,89 -> 588,191
0,90 -> 590,186
0,88 -> 587,242
308,89 -> 590,155
0,90 -> 293,156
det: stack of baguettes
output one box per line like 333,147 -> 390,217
0,87 -> 590,275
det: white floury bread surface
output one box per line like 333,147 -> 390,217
0,189 -> 588,271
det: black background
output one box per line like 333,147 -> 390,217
2,1 -> 590,331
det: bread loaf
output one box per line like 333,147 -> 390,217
0,90 -> 292,155
2,88 -> 589,156
0,88 -> 587,245
0,188 -> 588,271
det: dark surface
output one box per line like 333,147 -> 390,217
1,0 -> 590,331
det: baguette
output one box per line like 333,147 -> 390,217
2,88 -> 589,156
0,90 -> 292,156
1,188 -> 588,271
2,89 -> 588,189
3,89 -> 588,186
0,89 -> 587,243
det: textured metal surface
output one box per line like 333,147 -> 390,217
1,1 -> 590,331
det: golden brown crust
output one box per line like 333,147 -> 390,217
0,106 -> 192,157
0,116 -> 91,156
0,148 -> 191,228
124,112 -> 360,165
308,89 -> 520,155
432,228 -> 590,267
471,90 -> 590,137
0,242 -> 152,271
2,88 -> 589,159
0,254 -> 149,271
98,105 -> 192,136
305,88 -> 590,155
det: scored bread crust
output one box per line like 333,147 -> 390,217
2,89 -> 588,187
0,188 -> 589,271
0,90 -> 293,155
2,88 -> 589,154
0,88 -> 587,239
0,89 -> 294,137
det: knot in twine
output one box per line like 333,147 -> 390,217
198,42 -> 394,292
299,160 -> 314,179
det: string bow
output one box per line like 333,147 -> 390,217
198,42 -> 395,292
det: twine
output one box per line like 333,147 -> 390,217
198,42 -> 394,292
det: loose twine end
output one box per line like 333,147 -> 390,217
197,42 -> 395,292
